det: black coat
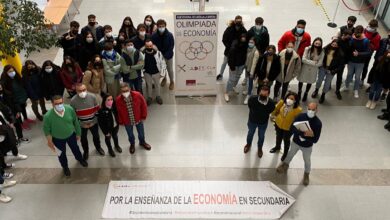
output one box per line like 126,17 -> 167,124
254,54 -> 281,81
79,42 -> 99,71
41,68 -> 65,100
247,26 -> 270,54
81,25 -> 105,41
0,103 -> 17,155
97,107 -> 119,135
338,37 -> 352,64
222,25 -> 247,56
59,32 -> 83,62
22,68 -> 44,100
322,46 -> 345,75
228,40 -> 247,68
374,60 -> 390,89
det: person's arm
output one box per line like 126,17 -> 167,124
271,100 -> 283,117
120,56 -> 130,74
71,107 -> 81,137
293,56 -> 302,77
43,115 -> 55,152
102,59 -> 117,77
82,71 -> 98,93
227,41 -> 237,70
250,50 -> 260,77
277,32 -> 287,53
301,47 -> 316,65
222,28 -> 230,47
290,116 -> 305,137
131,52 -> 144,70
315,51 -> 325,67
140,95 -> 148,121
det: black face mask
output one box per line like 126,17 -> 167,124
89,22 -> 96,26
94,62 -> 102,67
71,30 -> 78,35
146,48 -> 154,53
66,63 -> 73,68
259,95 -> 267,101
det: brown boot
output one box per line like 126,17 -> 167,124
129,144 -> 135,154
140,142 -> 151,151
169,82 -> 175,90
161,77 -> 167,87
303,172 -> 310,186
257,148 -> 263,158
276,162 -> 289,173
243,144 -> 251,153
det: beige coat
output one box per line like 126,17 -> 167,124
297,46 -> 325,83
82,69 -> 105,103
276,49 -> 301,83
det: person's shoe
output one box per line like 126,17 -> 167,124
242,89 -> 248,96
18,137 -> 30,144
216,74 -> 223,81
115,145 -> 123,153
365,87 -> 371,94
242,77 -> 247,86
381,108 -> 388,113
21,121 -> 30,130
140,142 -> 151,151
370,101 -> 377,110
303,172 -> 310,186
366,100 -> 372,108
244,95 -> 249,105
108,148 -> 116,157
14,154 -> 28,160
281,152 -> 288,161
243,144 -> 251,153
276,162 -> 289,173
79,160 -> 88,167
335,91 -> 342,100
232,87 -> 240,94
129,144 -> 135,154
319,93 -> 325,104
146,97 -> 152,106
224,93 -> 230,102
302,92 -> 308,102
83,151 -> 89,161
96,148 -> 105,156
37,115 -> 43,121
160,77 -> 167,87
380,93 -> 387,101
156,96 -> 163,105
63,167 -> 71,177
385,122 -> 390,129
257,149 -> 263,158
311,89 -> 318,99
377,113 -> 389,120
2,173 -> 14,179
5,163 -> 15,169
340,85 -> 349,92
0,193 -> 12,203
269,147 -> 280,153
354,90 -> 359,98
169,82 -> 175,90
2,180 -> 17,188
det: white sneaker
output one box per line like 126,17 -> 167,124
242,90 -> 248,95
2,180 -> 17,188
15,154 -> 28,160
2,173 -> 14,179
232,87 -> 240,94
370,101 -> 377,110
340,86 -> 349,92
224,93 -> 230,102
354,90 -> 359,98
366,100 -> 372,108
244,95 -> 250,105
0,193 -> 12,203
242,78 -> 247,86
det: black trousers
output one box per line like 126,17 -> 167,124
274,81 -> 290,99
0,143 -> 18,169
81,123 -> 101,153
275,125 -> 293,151
104,125 -> 120,150
336,66 -> 345,92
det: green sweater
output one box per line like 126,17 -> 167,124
43,105 -> 81,139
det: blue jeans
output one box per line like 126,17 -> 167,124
125,123 -> 146,145
219,55 -> 228,76
369,80 -> 383,101
246,121 -> 268,149
52,133 -> 84,168
346,62 -> 364,90
315,67 -> 335,94
246,74 -> 254,96
226,65 -> 245,93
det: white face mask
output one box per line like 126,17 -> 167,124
127,46 -> 135,52
158,27 -> 165,33
78,91 -> 87,98
122,91 -> 130,98
255,25 -> 262,30
45,67 -> 53,73
307,110 -> 316,118
145,21 -> 152,26
86,37 -> 93,43
286,98 -> 295,106
366,26 -> 376,33
286,48 -> 293,53
105,32 -> 112,38
139,31 -> 146,37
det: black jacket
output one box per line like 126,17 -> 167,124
374,38 -> 390,60
97,107 -> 119,135
81,25 -> 105,41
254,54 -> 281,81
228,40 -> 248,68
374,60 -> 390,88
22,68 -> 44,100
0,102 -> 17,155
338,37 -> 352,64
248,96 -> 275,124
41,67 -> 65,100
222,24 -> 247,56
247,26 -> 270,54
79,41 -> 99,71
59,32 -> 83,62
322,45 -> 345,75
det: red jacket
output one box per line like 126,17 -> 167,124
278,30 -> 311,57
59,65 -> 83,91
116,91 -> 147,125
364,30 -> 381,51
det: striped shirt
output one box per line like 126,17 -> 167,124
70,93 -> 100,127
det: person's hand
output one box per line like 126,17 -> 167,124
76,136 -> 80,141
9,123 -> 15,129
47,140 -> 56,152
353,50 -> 359,57
65,34 -> 73,40
105,133 -> 111,137
304,130 -> 314,137
16,113 -> 21,119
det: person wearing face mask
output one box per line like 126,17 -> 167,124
116,83 -> 151,154
131,24 -> 150,50
244,86 -> 275,158
224,33 -> 248,102
277,102 -> 322,186
246,17 -> 270,54
70,84 -> 103,160
274,42 -> 301,100
340,25 -> 371,98
59,56 -> 83,99
98,25 -> 117,52
298,38 -> 325,102
361,19 -> 381,88
97,94 -> 122,157
82,55 -> 106,104
336,16 -> 357,37
79,32 -> 99,71
144,15 -> 157,35
43,95 -> 88,177
102,41 -> 123,98
278,19 -> 311,57
119,17 -> 137,40
335,30 -> 353,100
270,92 -> 302,161
217,15 -> 247,81
81,14 -> 105,41
59,21 -> 83,63
313,39 -> 345,104
21,60 -> 47,121
41,60 -> 64,101
120,39 -> 145,94
242,38 -> 258,104
151,19 -> 175,90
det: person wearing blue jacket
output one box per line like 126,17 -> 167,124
276,102 -> 322,186
151,19 -> 175,90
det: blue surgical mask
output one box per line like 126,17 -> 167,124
248,43 -> 255,48
8,71 -> 16,78
296,28 -> 304,35
127,46 -> 135,53
55,104 -> 65,112
106,50 -> 114,56
158,27 -> 166,33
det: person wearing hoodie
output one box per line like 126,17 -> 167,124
217,15 -> 247,81
82,55 -> 106,104
121,39 -> 145,94
79,31 -> 99,71
224,33 -> 248,102
278,19 -> 311,57
81,14 -> 105,41
21,60 -> 47,121
243,37 -> 258,104
141,39 -> 166,106
361,19 -> 381,87
41,60 -> 64,101
246,17 -> 270,54
102,41 -> 123,98
274,42 -> 301,100
340,25 -> 371,98
97,94 -> 122,157
131,24 -> 149,50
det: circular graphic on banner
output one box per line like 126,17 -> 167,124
179,41 -> 214,60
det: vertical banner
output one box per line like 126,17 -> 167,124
174,12 -> 219,96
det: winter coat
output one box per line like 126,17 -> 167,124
97,106 -> 119,135
247,26 -> 270,53
41,67 -> 65,100
59,32 -> 83,62
278,29 -> 311,57
374,59 -> 390,89
349,36 -> 371,63
81,25 -> 105,41
338,37 -> 352,64
222,24 -> 247,56
374,38 -> 390,60
297,46 -> 325,83
321,45 -> 345,75
59,65 -> 83,91
0,74 -> 28,107
102,51 -> 122,84
271,100 -> 302,131
151,29 -> 175,60
115,91 -> 147,126
245,47 -> 257,72
253,53 -> 281,81
228,40 -> 248,68
276,49 -> 301,83
121,49 -> 145,80
364,30 -> 381,51
22,68 -> 44,100
79,42 -> 99,71
131,35 -> 150,50
82,69 -> 105,95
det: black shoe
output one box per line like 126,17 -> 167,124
311,89 -> 318,99
365,87 -> 371,94
96,148 -> 105,156
79,160 -> 88,167
146,97 -> 152,106
83,151 -> 89,161
381,108 -> 388,113
385,122 -> 390,129
216,74 -> 222,81
156,96 -> 163,105
63,167 -> 71,177
281,153 -> 288,162
380,93 -> 387,101
302,92 -> 308,102
115,145 -> 122,153
37,115 -> 43,121
129,144 -> 135,154
319,93 -> 325,104
108,148 -> 116,157
377,113 -> 389,120
335,91 -> 342,100
269,147 -> 280,153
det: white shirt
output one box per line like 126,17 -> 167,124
54,107 -> 65,118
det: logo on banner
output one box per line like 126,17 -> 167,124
186,80 -> 196,86
179,41 -> 214,60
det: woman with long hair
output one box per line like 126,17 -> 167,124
59,56 -> 83,98
41,60 -> 65,101
82,55 -> 106,104
118,16 -> 137,40
144,15 -> 157,35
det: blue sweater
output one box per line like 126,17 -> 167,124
291,113 -> 322,148
151,30 -> 174,60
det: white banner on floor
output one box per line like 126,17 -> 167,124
102,181 -> 295,219
173,12 -> 219,96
